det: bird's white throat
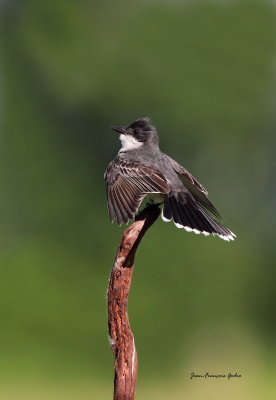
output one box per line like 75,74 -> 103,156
119,134 -> 143,153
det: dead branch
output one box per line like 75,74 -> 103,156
107,204 -> 161,400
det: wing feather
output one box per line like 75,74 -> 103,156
110,187 -> 125,225
107,186 -> 116,222
116,184 -> 134,220
105,157 -> 169,225
163,154 -> 222,219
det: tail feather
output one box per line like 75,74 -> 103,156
162,192 -> 236,241
172,197 -> 187,227
173,195 -> 199,230
187,206 -> 207,233
181,204 -> 198,230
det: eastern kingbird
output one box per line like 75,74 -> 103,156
104,118 -> 236,241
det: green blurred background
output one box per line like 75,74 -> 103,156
1,0 -> 276,399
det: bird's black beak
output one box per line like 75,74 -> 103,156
111,125 -> 127,134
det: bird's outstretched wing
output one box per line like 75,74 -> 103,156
163,154 -> 222,219
104,157 -> 169,225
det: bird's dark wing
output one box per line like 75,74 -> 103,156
104,157 -> 169,225
163,154 -> 222,219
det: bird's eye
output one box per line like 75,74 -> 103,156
134,129 -> 138,135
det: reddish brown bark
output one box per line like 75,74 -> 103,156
107,204 -> 161,400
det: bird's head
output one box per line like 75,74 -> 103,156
111,117 -> 159,151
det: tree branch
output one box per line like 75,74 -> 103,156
107,204 -> 161,400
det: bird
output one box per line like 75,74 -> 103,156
104,117 -> 236,241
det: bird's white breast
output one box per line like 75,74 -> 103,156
119,134 -> 143,153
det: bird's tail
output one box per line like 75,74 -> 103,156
162,192 -> 236,241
